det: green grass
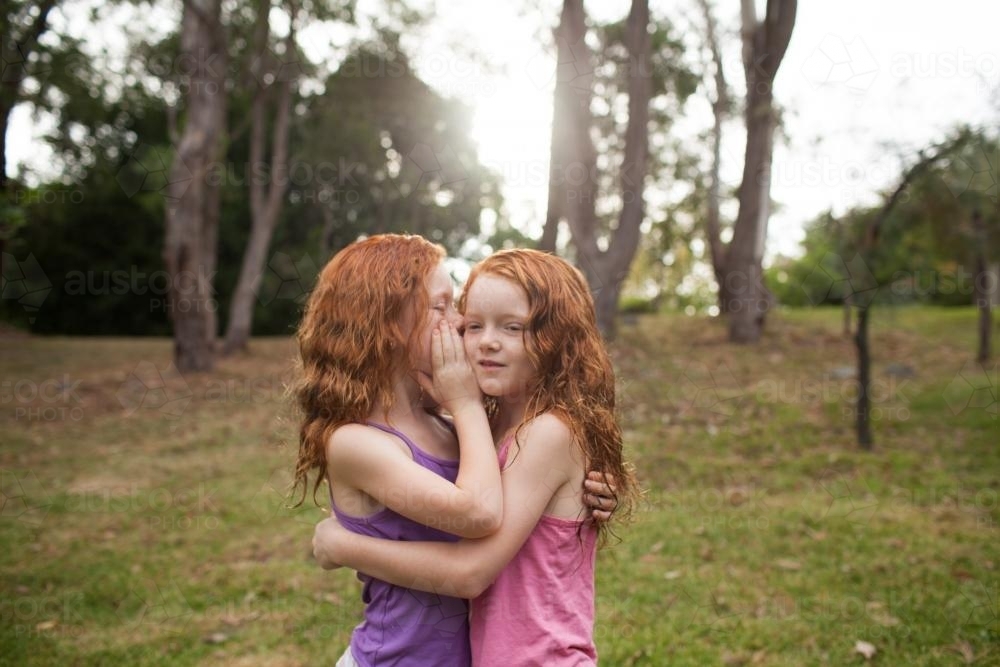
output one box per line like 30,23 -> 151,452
1,307 -> 997,665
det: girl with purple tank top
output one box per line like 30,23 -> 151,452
294,236 -> 502,667
313,250 -> 640,666
296,238 -> 617,666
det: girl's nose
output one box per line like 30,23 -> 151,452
479,331 -> 500,351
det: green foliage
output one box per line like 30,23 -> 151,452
618,294 -> 658,314
2,8 -> 502,335
771,127 -> 1000,309
295,42 -> 502,256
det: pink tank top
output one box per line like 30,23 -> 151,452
469,437 -> 598,666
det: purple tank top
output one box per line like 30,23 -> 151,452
331,422 -> 472,667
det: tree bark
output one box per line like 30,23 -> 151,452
697,0 -> 729,308
723,0 -> 796,343
0,101 -> 11,192
539,0 -> 592,254
592,0 -> 651,338
842,293 -> 852,336
163,0 -> 227,372
854,304 -> 873,450
972,210 -> 992,363
552,0 -> 651,339
222,0 -> 297,355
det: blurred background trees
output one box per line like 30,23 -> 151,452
1,0 -> 996,393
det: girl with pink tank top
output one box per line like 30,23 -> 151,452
295,237 -> 617,666
314,249 -> 640,665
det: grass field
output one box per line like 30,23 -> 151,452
1,306 -> 997,665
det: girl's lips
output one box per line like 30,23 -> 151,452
478,360 -> 504,368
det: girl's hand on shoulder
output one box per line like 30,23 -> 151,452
584,471 -> 619,523
313,516 -> 350,570
416,322 -> 481,413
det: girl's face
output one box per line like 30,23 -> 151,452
461,273 -> 537,401
410,262 -> 461,376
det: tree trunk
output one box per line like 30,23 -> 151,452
842,293 -> 852,336
539,0 -> 592,254
0,101 -> 11,191
972,211 -> 992,363
555,0 -> 599,290
849,135 -> 966,448
854,304 -> 873,450
163,0 -> 227,373
697,0 -> 729,310
724,0 -> 796,343
595,0 -> 651,339
222,0 -> 296,355
552,0 -> 651,339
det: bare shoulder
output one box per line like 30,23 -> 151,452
514,412 -> 576,463
520,412 -> 573,443
326,423 -> 410,466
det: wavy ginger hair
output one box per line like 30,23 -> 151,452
292,234 -> 445,506
459,249 -> 639,534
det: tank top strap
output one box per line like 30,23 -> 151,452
365,420 -> 417,453
497,434 -> 514,468
365,421 -> 458,467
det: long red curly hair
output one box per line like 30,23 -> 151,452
459,248 -> 639,535
292,234 -> 445,506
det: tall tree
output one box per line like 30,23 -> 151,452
222,0 -> 298,354
852,135 -> 967,448
537,0 -> 592,254
549,0 -> 653,338
1,0 -> 59,261
164,0 -> 228,372
1,0 -> 58,190
719,0 -> 796,343
971,209 -> 992,363
696,0 -> 730,304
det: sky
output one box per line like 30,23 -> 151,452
7,0 -> 999,262
399,0 -> 1000,259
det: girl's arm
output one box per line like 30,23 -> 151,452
315,414 -> 577,599
417,322 -> 502,532
328,323 -> 500,539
